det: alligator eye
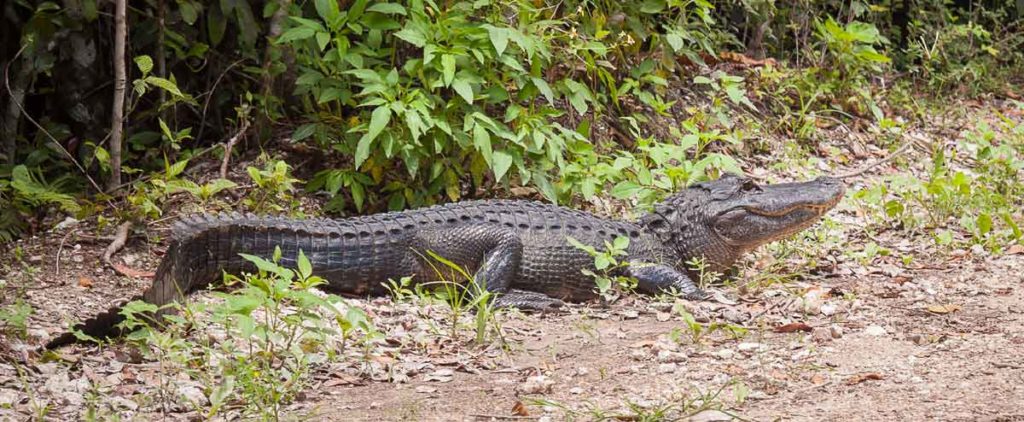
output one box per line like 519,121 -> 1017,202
741,180 -> 761,192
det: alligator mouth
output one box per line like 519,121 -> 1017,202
742,196 -> 842,218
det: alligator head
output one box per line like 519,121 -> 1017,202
640,173 -> 845,272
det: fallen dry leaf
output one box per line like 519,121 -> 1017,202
810,373 -> 827,385
78,277 -> 94,288
111,263 -> 156,279
511,400 -> 529,416
775,322 -> 814,333
845,372 -> 884,385
927,304 -> 962,314
1007,244 -> 1024,255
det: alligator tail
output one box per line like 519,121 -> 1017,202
44,213 -> 329,349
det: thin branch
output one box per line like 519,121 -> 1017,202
4,44 -> 109,199
220,115 -> 251,179
836,132 -> 928,179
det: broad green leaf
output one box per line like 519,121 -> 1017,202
367,2 -> 406,15
297,250 -> 312,279
441,54 -> 456,86
278,26 -> 317,43
355,134 -> 374,169
531,77 -> 554,104
178,1 -> 199,25
394,27 -> 426,47
134,55 -> 154,76
452,78 -> 473,104
610,181 -> 645,199
145,77 -> 186,98
367,105 -> 391,140
314,0 -> 340,22
473,124 -> 492,166
492,150 -> 513,182
487,26 -> 510,55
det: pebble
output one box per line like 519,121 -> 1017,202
657,363 -> 677,374
737,342 -> 765,353
622,310 -> 639,319
791,349 -> 811,361
864,325 -> 887,336
688,409 -> 735,422
414,386 -> 437,394
517,375 -> 554,395
820,302 -> 838,316
177,384 -> 208,406
0,389 -> 19,406
656,350 -> 687,363
812,327 -> 833,342
569,387 -> 584,395
713,349 -> 735,360
830,325 -> 844,339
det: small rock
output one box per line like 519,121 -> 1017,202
54,217 -> 80,231
737,342 -> 765,353
830,325 -> 844,339
109,396 -> 138,411
369,402 -> 381,409
629,349 -> 648,361
657,363 -> 677,374
791,349 -> 811,361
864,325 -> 887,336
414,386 -> 437,394
656,350 -> 687,363
575,367 -> 589,376
177,384 -> 208,406
713,349 -> 735,360
517,375 -> 554,395
812,327 -> 833,343
28,255 -> 43,263
820,302 -> 838,316
424,369 -> 454,382
688,409 -> 735,422
908,334 -> 927,345
622,310 -> 639,319
656,312 -> 672,322
721,308 -> 745,323
569,387 -> 584,395
0,389 -> 19,406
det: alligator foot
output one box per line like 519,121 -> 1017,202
493,289 -> 565,312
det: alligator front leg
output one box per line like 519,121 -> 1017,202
628,263 -> 709,300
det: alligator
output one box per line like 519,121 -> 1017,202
45,174 -> 844,348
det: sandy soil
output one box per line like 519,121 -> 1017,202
2,104 -> 1023,421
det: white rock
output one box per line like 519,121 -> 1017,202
688,409 -> 735,422
864,325 -> 887,336
569,387 -> 584,395
517,375 -> 554,395
657,363 -> 677,374
820,302 -> 838,316
737,342 -> 765,353
0,389 -> 19,406
414,386 -> 437,394
713,349 -> 735,360
177,384 -> 209,406
792,349 -> 811,361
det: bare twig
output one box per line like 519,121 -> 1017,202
103,221 -> 132,268
836,132 -> 928,179
4,45 -> 109,200
196,58 -> 247,143
1,52 -> 31,165
108,0 -> 128,191
220,116 -> 251,179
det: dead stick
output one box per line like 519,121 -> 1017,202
220,118 -> 251,179
103,222 -> 133,268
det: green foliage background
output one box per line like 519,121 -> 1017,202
1,0 -> 1022,240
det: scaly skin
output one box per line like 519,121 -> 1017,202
46,174 -> 845,348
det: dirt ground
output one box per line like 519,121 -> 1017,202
2,104 -> 1023,421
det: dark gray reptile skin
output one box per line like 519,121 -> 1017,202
46,174 -> 844,348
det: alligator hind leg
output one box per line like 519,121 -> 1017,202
628,263 -> 709,300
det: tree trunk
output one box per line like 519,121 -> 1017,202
108,0 -> 127,191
